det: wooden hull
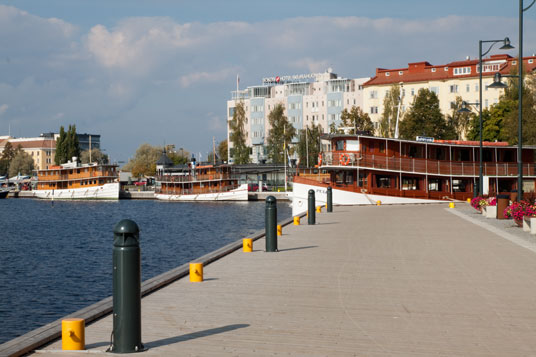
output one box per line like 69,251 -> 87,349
34,182 -> 120,200
155,184 -> 248,201
292,181 -> 444,216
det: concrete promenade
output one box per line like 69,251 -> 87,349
35,203 -> 536,356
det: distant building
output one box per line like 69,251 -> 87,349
0,136 -> 56,170
40,132 -> 101,151
362,54 -> 536,137
227,69 -> 370,163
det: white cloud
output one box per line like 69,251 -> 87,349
0,6 -> 532,160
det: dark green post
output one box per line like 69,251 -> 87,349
327,186 -> 333,213
308,189 -> 316,225
112,219 -> 144,353
265,196 -> 278,252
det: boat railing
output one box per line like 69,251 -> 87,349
156,173 -> 230,183
155,183 -> 239,195
321,151 -> 536,177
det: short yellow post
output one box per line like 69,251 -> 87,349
189,262 -> 203,282
62,318 -> 85,351
243,238 -> 252,252
316,205 -> 321,213
277,225 -> 282,236
449,202 -> 455,209
467,198 -> 471,203
293,216 -> 300,225
376,200 -> 382,206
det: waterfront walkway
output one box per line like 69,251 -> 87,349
35,203 -> 536,356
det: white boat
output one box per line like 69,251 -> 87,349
35,159 -> 119,200
155,153 -> 248,201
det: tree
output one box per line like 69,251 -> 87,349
217,139 -> 228,163
266,103 -> 296,164
446,96 -> 472,140
399,88 -> 456,140
339,106 -> 374,134
167,148 -> 190,165
54,124 -> 80,164
122,143 -> 162,177
296,124 -> 322,167
379,84 -> 402,137
80,148 -> 109,164
54,126 -> 67,165
501,70 -> 536,145
0,141 -> 16,175
466,100 -> 515,142
8,150 -> 34,177
229,101 -> 250,164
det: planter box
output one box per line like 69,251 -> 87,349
484,205 -> 497,219
523,216 -> 536,235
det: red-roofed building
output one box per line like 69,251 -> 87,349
362,54 -> 536,137
0,136 -> 56,170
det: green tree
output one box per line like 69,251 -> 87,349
0,141 -> 16,175
122,143 -> 162,177
66,124 -> 81,161
167,148 -> 190,165
266,103 -> 296,164
217,139 -> 228,163
379,84 -> 401,137
229,101 -> 250,164
501,71 -> 536,145
399,88 -> 456,140
446,96 -> 472,140
296,124 -> 322,167
8,150 -> 34,177
80,148 -> 109,164
54,126 -> 67,164
466,100 -> 515,142
339,106 -> 374,134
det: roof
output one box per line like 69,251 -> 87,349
156,151 -> 174,166
0,139 -> 56,150
363,54 -> 536,87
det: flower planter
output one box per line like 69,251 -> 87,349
514,219 -> 523,227
484,205 -> 497,219
523,216 -> 536,235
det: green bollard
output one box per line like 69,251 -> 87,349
265,196 -> 278,252
327,186 -> 333,213
308,189 -> 316,225
111,220 -> 144,353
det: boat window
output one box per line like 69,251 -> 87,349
501,150 -> 514,162
402,177 -> 418,190
379,142 -> 385,153
428,179 -> 441,191
408,146 -> 419,158
434,148 -> 445,160
358,172 -> 367,187
457,149 -> 470,161
452,179 -> 467,192
336,140 -> 344,151
375,175 -> 391,188
483,149 -> 493,162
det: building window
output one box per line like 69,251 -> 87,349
370,106 -> 378,114
475,84 -> 479,92
370,90 -> 378,99
485,99 -> 489,108
449,85 -> 458,93
454,67 -> 471,75
430,87 -> 439,95
466,84 -> 470,92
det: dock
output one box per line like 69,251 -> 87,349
10,203 -> 536,356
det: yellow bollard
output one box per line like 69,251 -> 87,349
189,262 -> 203,282
243,238 -> 252,252
277,225 -> 282,236
316,205 -> 321,213
376,200 -> 382,206
449,202 -> 455,209
62,318 -> 85,350
467,198 -> 471,203
293,216 -> 300,225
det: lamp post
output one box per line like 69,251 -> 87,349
459,37 -> 513,197
488,0 -> 535,201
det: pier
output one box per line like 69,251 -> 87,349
6,203 -> 536,356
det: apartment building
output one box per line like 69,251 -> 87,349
227,69 -> 369,163
0,136 -> 56,170
362,54 -> 536,133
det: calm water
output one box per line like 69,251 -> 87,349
0,198 -> 291,344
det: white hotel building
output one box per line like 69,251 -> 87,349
227,70 -> 369,163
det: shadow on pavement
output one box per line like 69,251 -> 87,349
145,324 -> 250,348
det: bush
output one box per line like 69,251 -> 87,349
503,201 -> 536,220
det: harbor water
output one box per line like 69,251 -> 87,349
0,199 -> 292,344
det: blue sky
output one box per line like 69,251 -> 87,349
0,1 -> 534,162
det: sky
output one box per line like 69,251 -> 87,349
0,0 -> 535,163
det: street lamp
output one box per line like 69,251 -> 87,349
458,37 -> 513,197
489,0 -> 535,201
